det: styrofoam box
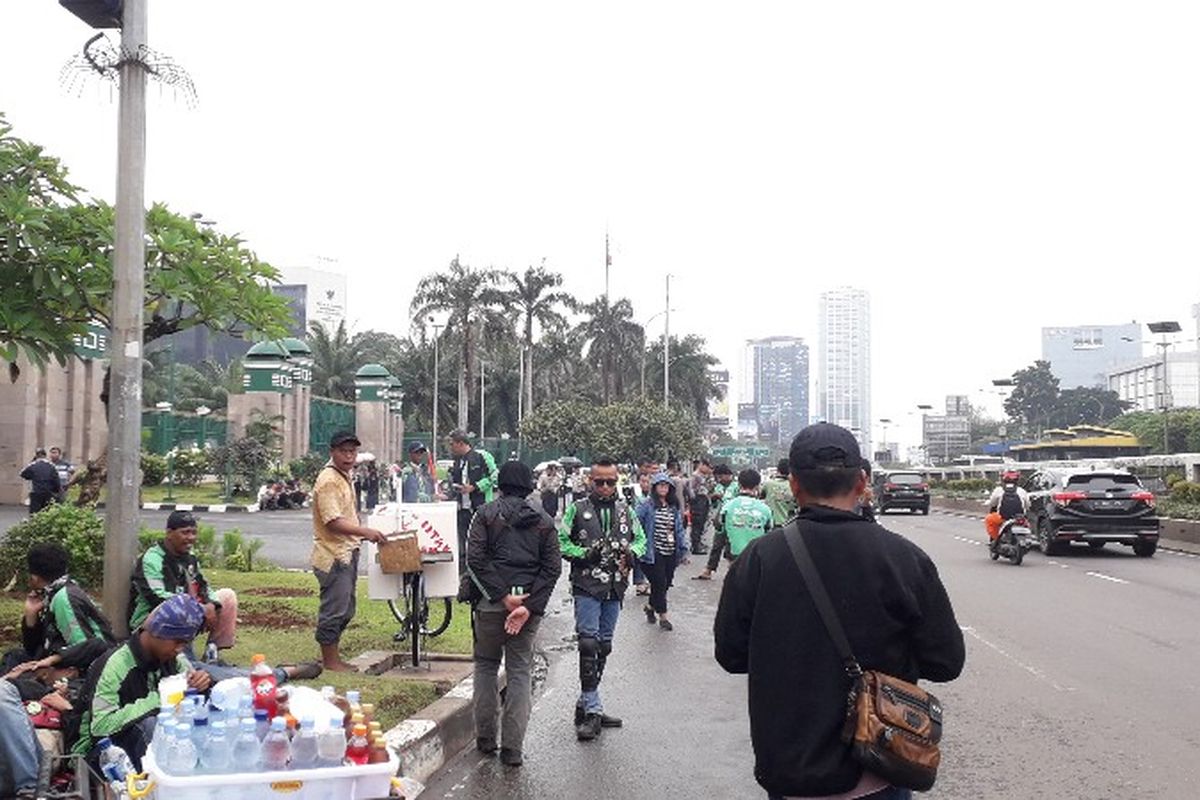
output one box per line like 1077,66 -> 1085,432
139,751 -> 398,800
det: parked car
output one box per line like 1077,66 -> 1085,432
1025,468 -> 1159,556
873,470 -> 930,515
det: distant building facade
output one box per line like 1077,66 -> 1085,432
1041,323 -> 1142,388
922,394 -> 972,465
278,265 -> 348,337
742,337 -> 809,445
1108,351 -> 1200,412
818,288 -> 871,455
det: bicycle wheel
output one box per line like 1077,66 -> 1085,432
388,574 -> 415,641
409,571 -> 422,667
421,596 -> 454,638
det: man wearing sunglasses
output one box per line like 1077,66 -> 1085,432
558,457 -> 646,742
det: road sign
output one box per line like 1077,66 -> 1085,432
711,445 -> 771,462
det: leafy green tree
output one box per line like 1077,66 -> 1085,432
521,398 -> 703,461
533,328 -> 594,404
1049,387 -> 1130,428
1003,360 -> 1060,434
1109,409 -> 1200,454
499,264 -> 575,419
576,296 -> 643,404
410,257 -> 507,429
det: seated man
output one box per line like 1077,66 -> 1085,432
130,511 -> 320,684
15,543 -> 116,674
0,678 -> 42,799
72,595 -> 210,768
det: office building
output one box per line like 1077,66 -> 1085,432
818,288 -> 871,455
705,368 -> 731,432
1041,323 -> 1142,388
277,265 -> 349,337
922,413 -> 971,465
742,337 -> 809,445
1108,351 -> 1200,412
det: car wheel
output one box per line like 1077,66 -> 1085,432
1088,541 -> 1106,551
1038,518 -> 1064,556
1133,539 -> 1157,557
920,505 -> 930,516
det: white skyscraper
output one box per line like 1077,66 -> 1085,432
818,288 -> 872,456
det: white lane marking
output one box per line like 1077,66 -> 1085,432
1046,560 -> 1070,569
952,535 -> 983,547
960,625 -> 1075,692
1085,571 -> 1129,585
1165,549 -> 1199,559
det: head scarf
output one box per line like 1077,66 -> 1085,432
146,594 -> 205,641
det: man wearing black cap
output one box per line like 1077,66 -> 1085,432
448,430 -> 499,568
311,431 -> 386,671
715,423 -> 965,800
400,442 -> 436,503
464,461 -> 561,767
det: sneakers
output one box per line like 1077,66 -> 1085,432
575,705 -> 623,729
643,604 -> 656,624
476,736 -> 498,754
576,712 -> 602,741
659,618 -> 674,632
499,748 -> 523,766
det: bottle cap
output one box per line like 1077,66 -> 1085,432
362,703 -> 375,716
353,723 -> 368,736
241,718 -> 256,732
251,653 -> 266,664
271,717 -> 286,731
98,737 -> 112,749
301,715 -> 315,729
351,712 -> 365,725
346,690 -> 361,704
194,717 -> 208,727
254,708 -> 269,721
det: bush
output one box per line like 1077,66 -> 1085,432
1171,481 -> 1200,505
171,448 -> 210,487
1165,473 -> 1185,488
946,478 -> 992,493
288,451 -> 327,485
0,504 -> 106,590
141,453 -> 168,487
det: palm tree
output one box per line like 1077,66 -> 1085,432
308,320 -> 364,401
410,257 -> 507,430
499,263 -> 575,419
576,296 -> 644,404
644,334 -> 722,419
532,328 -> 592,404
389,333 -> 457,433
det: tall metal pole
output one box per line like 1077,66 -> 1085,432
663,274 -> 671,408
431,322 -> 442,463
104,0 -> 149,638
480,359 -> 486,441
1160,338 -> 1170,453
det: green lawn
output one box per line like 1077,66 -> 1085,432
0,569 -> 474,730
64,482 -> 258,506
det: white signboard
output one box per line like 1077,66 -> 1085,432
365,502 -> 460,599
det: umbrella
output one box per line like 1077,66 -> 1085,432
355,452 -> 376,464
534,460 -> 561,473
559,456 -> 583,469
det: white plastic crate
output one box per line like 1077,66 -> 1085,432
136,751 -> 399,800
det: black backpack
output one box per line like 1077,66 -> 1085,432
998,485 -> 1024,519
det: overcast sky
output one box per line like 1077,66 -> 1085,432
4,1 -> 1199,451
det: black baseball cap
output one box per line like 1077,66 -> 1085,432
329,431 -> 361,448
789,423 -> 863,470
408,441 -> 428,454
166,510 -> 198,530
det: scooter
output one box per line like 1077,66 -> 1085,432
990,516 -> 1032,565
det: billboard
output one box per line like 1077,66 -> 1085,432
280,265 -> 347,334
706,368 -> 730,427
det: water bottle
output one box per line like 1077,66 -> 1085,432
232,718 -> 261,772
170,722 -> 198,775
150,712 -> 175,762
98,737 -> 136,794
238,694 -> 254,722
201,724 -> 232,774
254,708 -> 270,741
320,685 -> 335,703
261,717 -> 292,771
290,716 -> 319,770
180,689 -> 199,722
191,715 -> 209,752
249,653 -> 279,718
317,714 -> 347,767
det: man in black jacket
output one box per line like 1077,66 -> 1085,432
448,430 -> 499,568
715,423 -> 965,800
20,449 -> 60,514
465,461 -> 561,767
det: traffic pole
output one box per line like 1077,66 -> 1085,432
103,0 -> 149,637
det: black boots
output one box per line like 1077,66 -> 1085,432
576,711 -> 603,740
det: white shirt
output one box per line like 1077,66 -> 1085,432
987,485 -> 1030,514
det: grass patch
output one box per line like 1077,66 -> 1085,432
141,484 -> 256,505
0,569 -> 474,730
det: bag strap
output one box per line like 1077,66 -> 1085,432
782,520 -> 863,679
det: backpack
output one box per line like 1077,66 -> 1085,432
998,485 -> 1024,519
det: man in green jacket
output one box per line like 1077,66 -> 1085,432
559,456 -> 646,741
762,458 -> 798,527
448,430 -> 499,568
73,594 -> 211,768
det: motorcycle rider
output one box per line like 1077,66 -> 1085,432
986,470 -> 1030,553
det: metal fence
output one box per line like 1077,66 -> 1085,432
142,410 -> 227,454
310,396 -> 355,453
402,432 -> 591,469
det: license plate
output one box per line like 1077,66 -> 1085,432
1093,500 -> 1122,509
1011,526 -> 1030,535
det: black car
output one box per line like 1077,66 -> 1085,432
1025,469 -> 1159,556
874,471 -> 930,515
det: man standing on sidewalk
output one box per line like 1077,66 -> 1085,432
686,458 -> 714,555
399,441 -> 436,503
19,449 -> 59,515
311,431 -> 386,672
559,456 -> 646,741
465,461 -> 561,767
48,447 -> 75,503
448,430 -> 499,567
762,459 -> 797,527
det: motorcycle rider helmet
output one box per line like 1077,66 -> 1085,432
1001,469 -> 1020,483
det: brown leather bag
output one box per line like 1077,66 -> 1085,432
783,522 -> 943,792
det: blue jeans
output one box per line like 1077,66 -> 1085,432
573,594 -> 621,714
184,644 -> 287,685
0,679 -> 42,795
769,787 -> 911,800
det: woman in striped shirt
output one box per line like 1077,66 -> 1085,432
634,472 -> 689,631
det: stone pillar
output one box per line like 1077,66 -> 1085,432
284,338 -> 314,459
387,378 -> 405,466
354,364 -> 391,462
232,342 -> 293,461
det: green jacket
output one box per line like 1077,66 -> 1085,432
721,494 -> 775,557
450,448 -> 499,509
21,577 -> 115,665
762,478 -> 797,527
559,495 -> 646,600
128,543 -> 213,630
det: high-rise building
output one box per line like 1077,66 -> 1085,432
922,394 -> 972,465
742,337 -> 809,445
1041,323 -> 1142,388
818,288 -> 871,455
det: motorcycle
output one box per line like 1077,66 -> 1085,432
990,516 -> 1032,565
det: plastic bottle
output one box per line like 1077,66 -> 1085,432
150,712 -> 175,761
237,694 -> 254,722
170,722 -> 198,775
177,692 -> 196,725
254,708 -> 271,741
200,724 -> 232,774
367,736 -> 390,764
191,716 -> 209,757
98,737 -> 136,793
233,718 -> 261,772
360,703 -> 376,726
249,653 -> 279,718
368,721 -> 382,740
320,685 -> 336,703
317,714 -> 347,767
345,723 -> 370,765
290,716 -> 319,770
261,717 -> 292,771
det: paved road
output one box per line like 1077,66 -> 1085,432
423,511 -> 1200,799
0,505 -> 316,569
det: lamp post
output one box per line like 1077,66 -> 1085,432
879,418 -> 892,462
664,274 -> 672,409
479,358 -> 486,441
429,319 -> 445,463
1148,321 -> 1182,453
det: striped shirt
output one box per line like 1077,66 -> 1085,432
653,504 -> 676,555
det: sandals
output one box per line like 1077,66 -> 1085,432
691,572 -> 713,581
635,584 -> 650,595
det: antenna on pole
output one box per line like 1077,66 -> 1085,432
604,230 -> 611,301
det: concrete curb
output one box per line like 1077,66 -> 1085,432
95,501 -> 261,513
383,667 -> 506,790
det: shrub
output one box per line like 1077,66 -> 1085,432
947,478 -> 992,493
1171,481 -> 1200,505
288,452 -> 327,485
1165,473 -> 1186,488
141,453 -> 168,487
0,504 -> 106,590
171,448 -> 210,487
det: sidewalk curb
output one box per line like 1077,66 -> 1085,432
383,667 -> 506,791
95,501 -> 260,513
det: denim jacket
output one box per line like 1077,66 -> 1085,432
635,498 -> 688,566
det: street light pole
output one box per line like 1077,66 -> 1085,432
1148,321 -> 1182,454
431,321 -> 443,463
664,273 -> 671,409
479,359 -> 486,441
103,0 -> 149,637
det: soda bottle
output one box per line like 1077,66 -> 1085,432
261,717 -> 292,771
317,715 -> 347,767
200,724 -> 232,774
345,723 -> 370,765
360,703 -> 376,726
290,716 -> 319,770
367,736 -> 390,764
233,718 -> 261,772
249,653 -> 279,718
170,722 -> 198,775
98,737 -> 136,794
254,708 -> 270,741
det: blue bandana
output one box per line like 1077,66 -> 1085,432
145,594 -> 205,641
